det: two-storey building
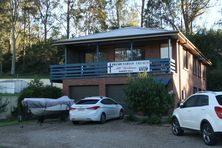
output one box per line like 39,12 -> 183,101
50,27 -> 211,106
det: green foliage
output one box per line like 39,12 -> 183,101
125,73 -> 173,118
140,114 -> 161,125
187,29 -> 222,90
124,114 -> 138,122
16,42 -> 63,75
17,78 -> 62,113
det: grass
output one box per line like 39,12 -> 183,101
0,119 -> 33,127
0,74 -> 49,79
0,93 -> 20,97
0,120 -> 18,127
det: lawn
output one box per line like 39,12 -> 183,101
0,119 -> 32,127
0,120 -> 18,127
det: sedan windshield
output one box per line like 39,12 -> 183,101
216,95 -> 222,105
76,99 -> 99,105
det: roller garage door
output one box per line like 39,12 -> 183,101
69,85 -> 99,101
106,84 -> 127,110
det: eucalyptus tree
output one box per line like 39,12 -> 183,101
143,0 -> 211,34
34,0 -> 59,43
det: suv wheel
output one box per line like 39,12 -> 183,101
172,118 -> 184,136
201,123 -> 216,145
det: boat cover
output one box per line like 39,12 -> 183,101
22,96 -> 74,108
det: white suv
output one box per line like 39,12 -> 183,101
172,91 -> 222,145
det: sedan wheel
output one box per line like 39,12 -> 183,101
100,113 -> 106,124
171,118 -> 184,136
72,121 -> 79,125
202,123 -> 216,145
119,110 -> 124,119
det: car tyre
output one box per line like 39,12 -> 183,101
100,113 -> 106,124
72,121 -> 79,125
201,123 -> 216,146
171,118 -> 184,136
119,110 -> 124,119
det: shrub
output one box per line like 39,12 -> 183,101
17,78 -> 62,114
124,73 -> 173,119
139,114 -> 162,125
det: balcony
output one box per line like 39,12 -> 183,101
50,58 -> 175,83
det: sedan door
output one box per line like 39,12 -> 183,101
101,99 -> 116,119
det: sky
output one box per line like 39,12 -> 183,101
133,0 -> 222,30
195,0 -> 222,30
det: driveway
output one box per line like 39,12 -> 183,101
0,119 -> 222,148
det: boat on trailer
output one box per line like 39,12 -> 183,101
22,96 -> 74,122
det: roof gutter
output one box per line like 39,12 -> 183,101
178,32 -> 212,66
53,32 -> 178,46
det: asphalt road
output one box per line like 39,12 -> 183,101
0,119 -> 222,148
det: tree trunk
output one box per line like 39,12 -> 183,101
44,21 -> 47,43
67,0 -> 70,39
141,0 -> 145,27
11,23 -> 16,75
116,4 -> 120,28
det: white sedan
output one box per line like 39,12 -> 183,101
69,96 -> 124,124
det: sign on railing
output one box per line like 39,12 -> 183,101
107,60 -> 151,74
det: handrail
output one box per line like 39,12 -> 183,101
50,58 -> 175,82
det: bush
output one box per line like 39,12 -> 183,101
17,78 -> 62,114
140,114 -> 162,125
124,73 -> 173,120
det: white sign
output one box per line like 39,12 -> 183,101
107,60 -> 151,74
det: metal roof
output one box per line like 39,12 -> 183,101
53,27 -> 178,45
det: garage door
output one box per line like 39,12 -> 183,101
69,85 -> 99,101
106,84 -> 127,110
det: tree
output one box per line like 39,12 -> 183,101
143,0 -> 211,34
34,0 -> 59,43
144,0 -> 162,28
9,0 -> 19,75
180,0 -> 210,34
140,0 -> 145,27
187,29 -> 222,90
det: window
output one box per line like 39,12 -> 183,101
160,44 -> 172,59
196,95 -> 209,106
183,95 -> 208,108
203,65 -> 206,79
216,95 -> 222,105
114,48 -> 144,61
76,99 -> 99,104
193,57 -> 198,75
182,90 -> 186,100
193,57 -> 201,77
183,96 -> 198,108
101,99 -> 116,105
85,52 -> 96,63
193,87 -> 198,94
183,49 -> 189,69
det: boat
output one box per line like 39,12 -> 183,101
22,96 -> 74,117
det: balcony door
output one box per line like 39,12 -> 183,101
160,44 -> 172,59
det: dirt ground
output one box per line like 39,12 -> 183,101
0,119 -> 222,148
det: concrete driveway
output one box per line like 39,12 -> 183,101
0,119 -> 222,148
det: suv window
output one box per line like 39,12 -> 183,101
183,96 -> 198,107
216,95 -> 222,105
196,95 -> 209,106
